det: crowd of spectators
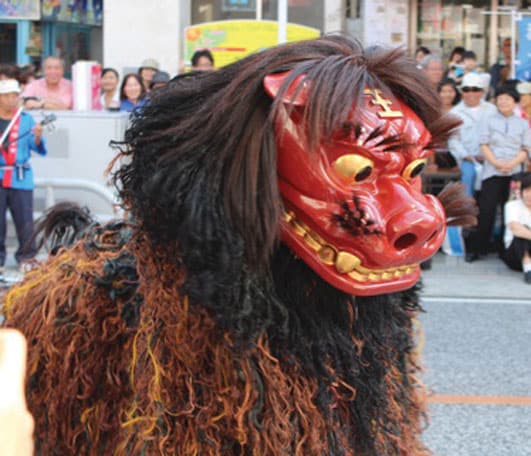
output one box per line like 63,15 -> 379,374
418,40 -> 531,283
0,49 -> 216,114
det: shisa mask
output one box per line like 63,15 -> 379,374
264,72 -> 446,296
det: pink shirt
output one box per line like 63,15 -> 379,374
23,78 -> 73,109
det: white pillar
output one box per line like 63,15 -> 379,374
324,0 -> 344,34
278,0 -> 288,44
103,0 -> 181,77
256,0 -> 262,21
489,0 -> 498,67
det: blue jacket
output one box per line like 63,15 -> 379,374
0,112 -> 47,190
119,98 -> 146,112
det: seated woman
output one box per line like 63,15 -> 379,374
502,173 -> 531,283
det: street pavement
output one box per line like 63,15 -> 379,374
420,253 -> 531,456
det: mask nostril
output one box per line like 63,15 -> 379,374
394,233 -> 418,250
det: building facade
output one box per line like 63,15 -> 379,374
1,1 -> 529,77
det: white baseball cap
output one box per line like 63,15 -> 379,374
0,79 -> 21,94
461,73 -> 485,90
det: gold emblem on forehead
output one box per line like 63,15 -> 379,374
364,89 -> 403,118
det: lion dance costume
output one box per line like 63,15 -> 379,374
3,37 -> 475,454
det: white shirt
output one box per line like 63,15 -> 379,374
100,90 -> 120,109
504,198 -> 531,248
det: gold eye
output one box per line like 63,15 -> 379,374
332,154 -> 374,183
402,158 -> 427,180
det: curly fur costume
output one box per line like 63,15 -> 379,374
2,36 -> 475,455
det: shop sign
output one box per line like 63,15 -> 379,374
41,0 -> 102,25
363,0 -> 408,48
516,16 -> 531,81
184,20 -> 320,69
0,0 -> 40,20
222,0 -> 255,12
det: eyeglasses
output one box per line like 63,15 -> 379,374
462,87 -> 482,93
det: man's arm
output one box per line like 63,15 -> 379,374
40,98 -> 70,110
447,130 -> 471,162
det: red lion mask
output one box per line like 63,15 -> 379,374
265,72 -> 445,296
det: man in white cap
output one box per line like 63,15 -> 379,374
0,79 -> 47,279
448,72 -> 497,197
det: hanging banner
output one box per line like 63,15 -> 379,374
41,0 -> 103,25
0,0 -> 40,20
184,20 -> 320,69
516,16 -> 531,81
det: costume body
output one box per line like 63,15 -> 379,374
0,112 -> 47,265
3,37 -> 475,455
4,225 -> 427,455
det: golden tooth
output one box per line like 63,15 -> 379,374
335,252 -> 361,274
282,211 -> 294,223
368,273 -> 381,281
290,219 -> 307,236
318,246 -> 337,265
307,230 -> 325,245
303,233 -> 322,251
394,270 -> 404,278
299,220 -> 310,231
356,264 -> 371,274
404,267 -> 414,275
381,272 -> 393,280
348,270 -> 367,282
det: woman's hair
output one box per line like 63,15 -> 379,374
520,172 -> 531,191
191,49 -> 214,67
449,46 -> 465,62
18,66 -> 35,85
119,73 -> 146,101
495,85 -> 520,103
101,67 -> 119,79
437,77 -> 461,105
415,46 -> 430,57
0,63 -> 18,79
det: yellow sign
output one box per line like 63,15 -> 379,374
184,20 -> 320,68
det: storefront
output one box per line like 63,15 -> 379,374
414,0 -> 530,68
0,0 -> 103,74
190,0 -> 325,31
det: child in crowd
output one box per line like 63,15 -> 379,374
502,173 -> 531,283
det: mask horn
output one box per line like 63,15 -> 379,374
263,71 -> 309,106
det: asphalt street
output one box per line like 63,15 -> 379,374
419,253 -> 531,456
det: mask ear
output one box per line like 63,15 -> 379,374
263,71 -> 309,106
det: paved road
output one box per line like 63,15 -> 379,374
420,298 -> 531,456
